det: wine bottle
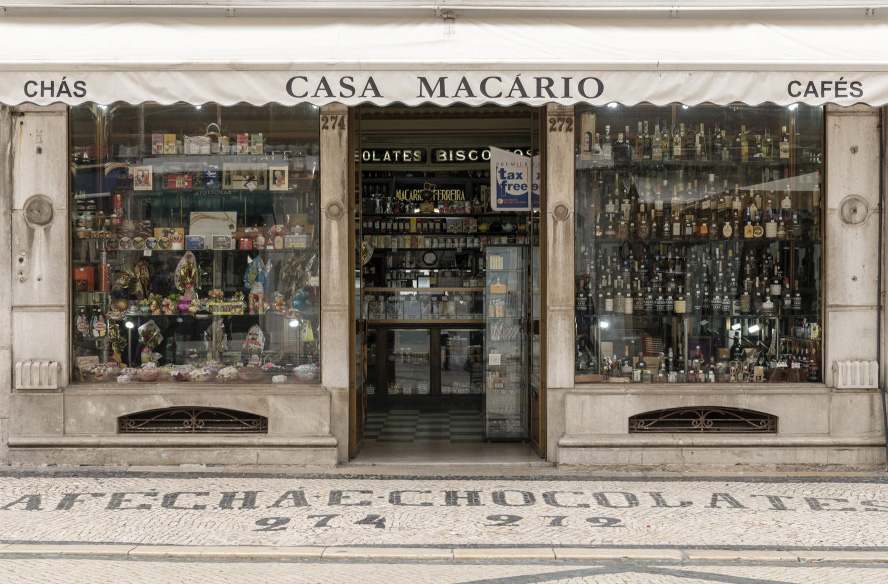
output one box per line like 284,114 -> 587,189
652,119 -> 663,161
779,125 -> 790,159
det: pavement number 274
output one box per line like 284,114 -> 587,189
254,515 -> 623,531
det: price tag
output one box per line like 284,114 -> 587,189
143,249 -> 152,256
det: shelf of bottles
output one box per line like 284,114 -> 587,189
70,103 -> 321,385
485,246 -> 528,438
574,103 -> 823,384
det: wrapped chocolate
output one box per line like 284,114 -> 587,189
175,251 -> 199,291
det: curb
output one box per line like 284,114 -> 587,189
3,545 -> 888,563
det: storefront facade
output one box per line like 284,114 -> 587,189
0,2 -> 887,468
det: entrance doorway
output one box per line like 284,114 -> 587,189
349,106 -> 545,462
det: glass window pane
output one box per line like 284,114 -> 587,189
71,103 -> 320,384
574,104 -> 823,384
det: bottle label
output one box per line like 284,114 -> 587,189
753,225 -> 764,238
744,224 -> 754,238
765,221 -> 778,238
779,142 -> 790,159
722,223 -> 733,238
674,300 -> 686,314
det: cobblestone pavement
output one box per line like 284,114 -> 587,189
1,558 -> 888,583
0,468 -> 887,581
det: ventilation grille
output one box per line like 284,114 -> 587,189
118,407 -> 268,434
629,407 -> 778,434
15,360 -> 60,389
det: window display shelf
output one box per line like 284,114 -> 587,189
574,103 -> 824,385
70,103 -> 321,386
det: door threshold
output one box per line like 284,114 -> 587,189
348,440 -> 547,467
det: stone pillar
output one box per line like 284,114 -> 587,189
319,104 -> 351,462
544,105 -> 576,461
824,105 -> 881,388
0,106 -> 13,463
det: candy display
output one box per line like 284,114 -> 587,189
71,105 -> 320,385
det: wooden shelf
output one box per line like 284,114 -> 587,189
364,287 -> 483,293
367,319 -> 484,325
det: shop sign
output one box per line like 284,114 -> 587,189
5,70 -> 881,107
430,147 -> 532,164
392,179 -> 466,202
361,146 -> 531,165
361,148 -> 427,164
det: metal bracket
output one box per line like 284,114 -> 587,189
865,7 -> 876,18
669,7 -> 679,18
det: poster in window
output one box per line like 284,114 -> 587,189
222,163 -> 267,191
269,166 -> 289,191
489,146 -> 531,211
133,166 -> 153,191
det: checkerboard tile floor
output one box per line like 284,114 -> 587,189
364,409 -> 485,443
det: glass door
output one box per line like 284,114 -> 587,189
484,246 -> 528,439
350,109 -> 366,458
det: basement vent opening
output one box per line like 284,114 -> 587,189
118,407 -> 268,434
629,407 -> 778,434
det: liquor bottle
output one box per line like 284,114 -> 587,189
619,176 -> 631,221
792,280 -> 802,313
758,133 -> 769,159
674,286 -> 687,314
737,124 -> 749,163
743,207 -> 755,239
696,122 -> 707,160
807,346 -> 820,382
671,186 -> 683,239
762,128 -> 774,160
642,120 -> 652,160
592,132 -> 603,157
628,176 -> 640,217
763,193 -> 778,238
623,280 -> 634,315
673,122 -> 684,160
645,286 -> 655,314
712,125 -> 724,158
621,345 -> 633,377
635,284 -> 646,316
635,121 -> 644,162
730,332 -> 745,360
637,209 -> 652,239
604,278 -> 614,314
602,125 -> 613,161
781,186 -> 792,216
682,123 -> 696,160
740,279 -> 751,314
661,123 -> 672,161
614,131 -> 629,166
625,125 -> 635,162
652,119 -> 663,161
779,125 -> 790,159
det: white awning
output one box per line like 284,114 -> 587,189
2,14 -> 888,106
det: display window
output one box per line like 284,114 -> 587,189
574,104 -> 823,384
70,103 -> 320,384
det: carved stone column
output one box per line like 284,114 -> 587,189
319,104 -> 351,462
